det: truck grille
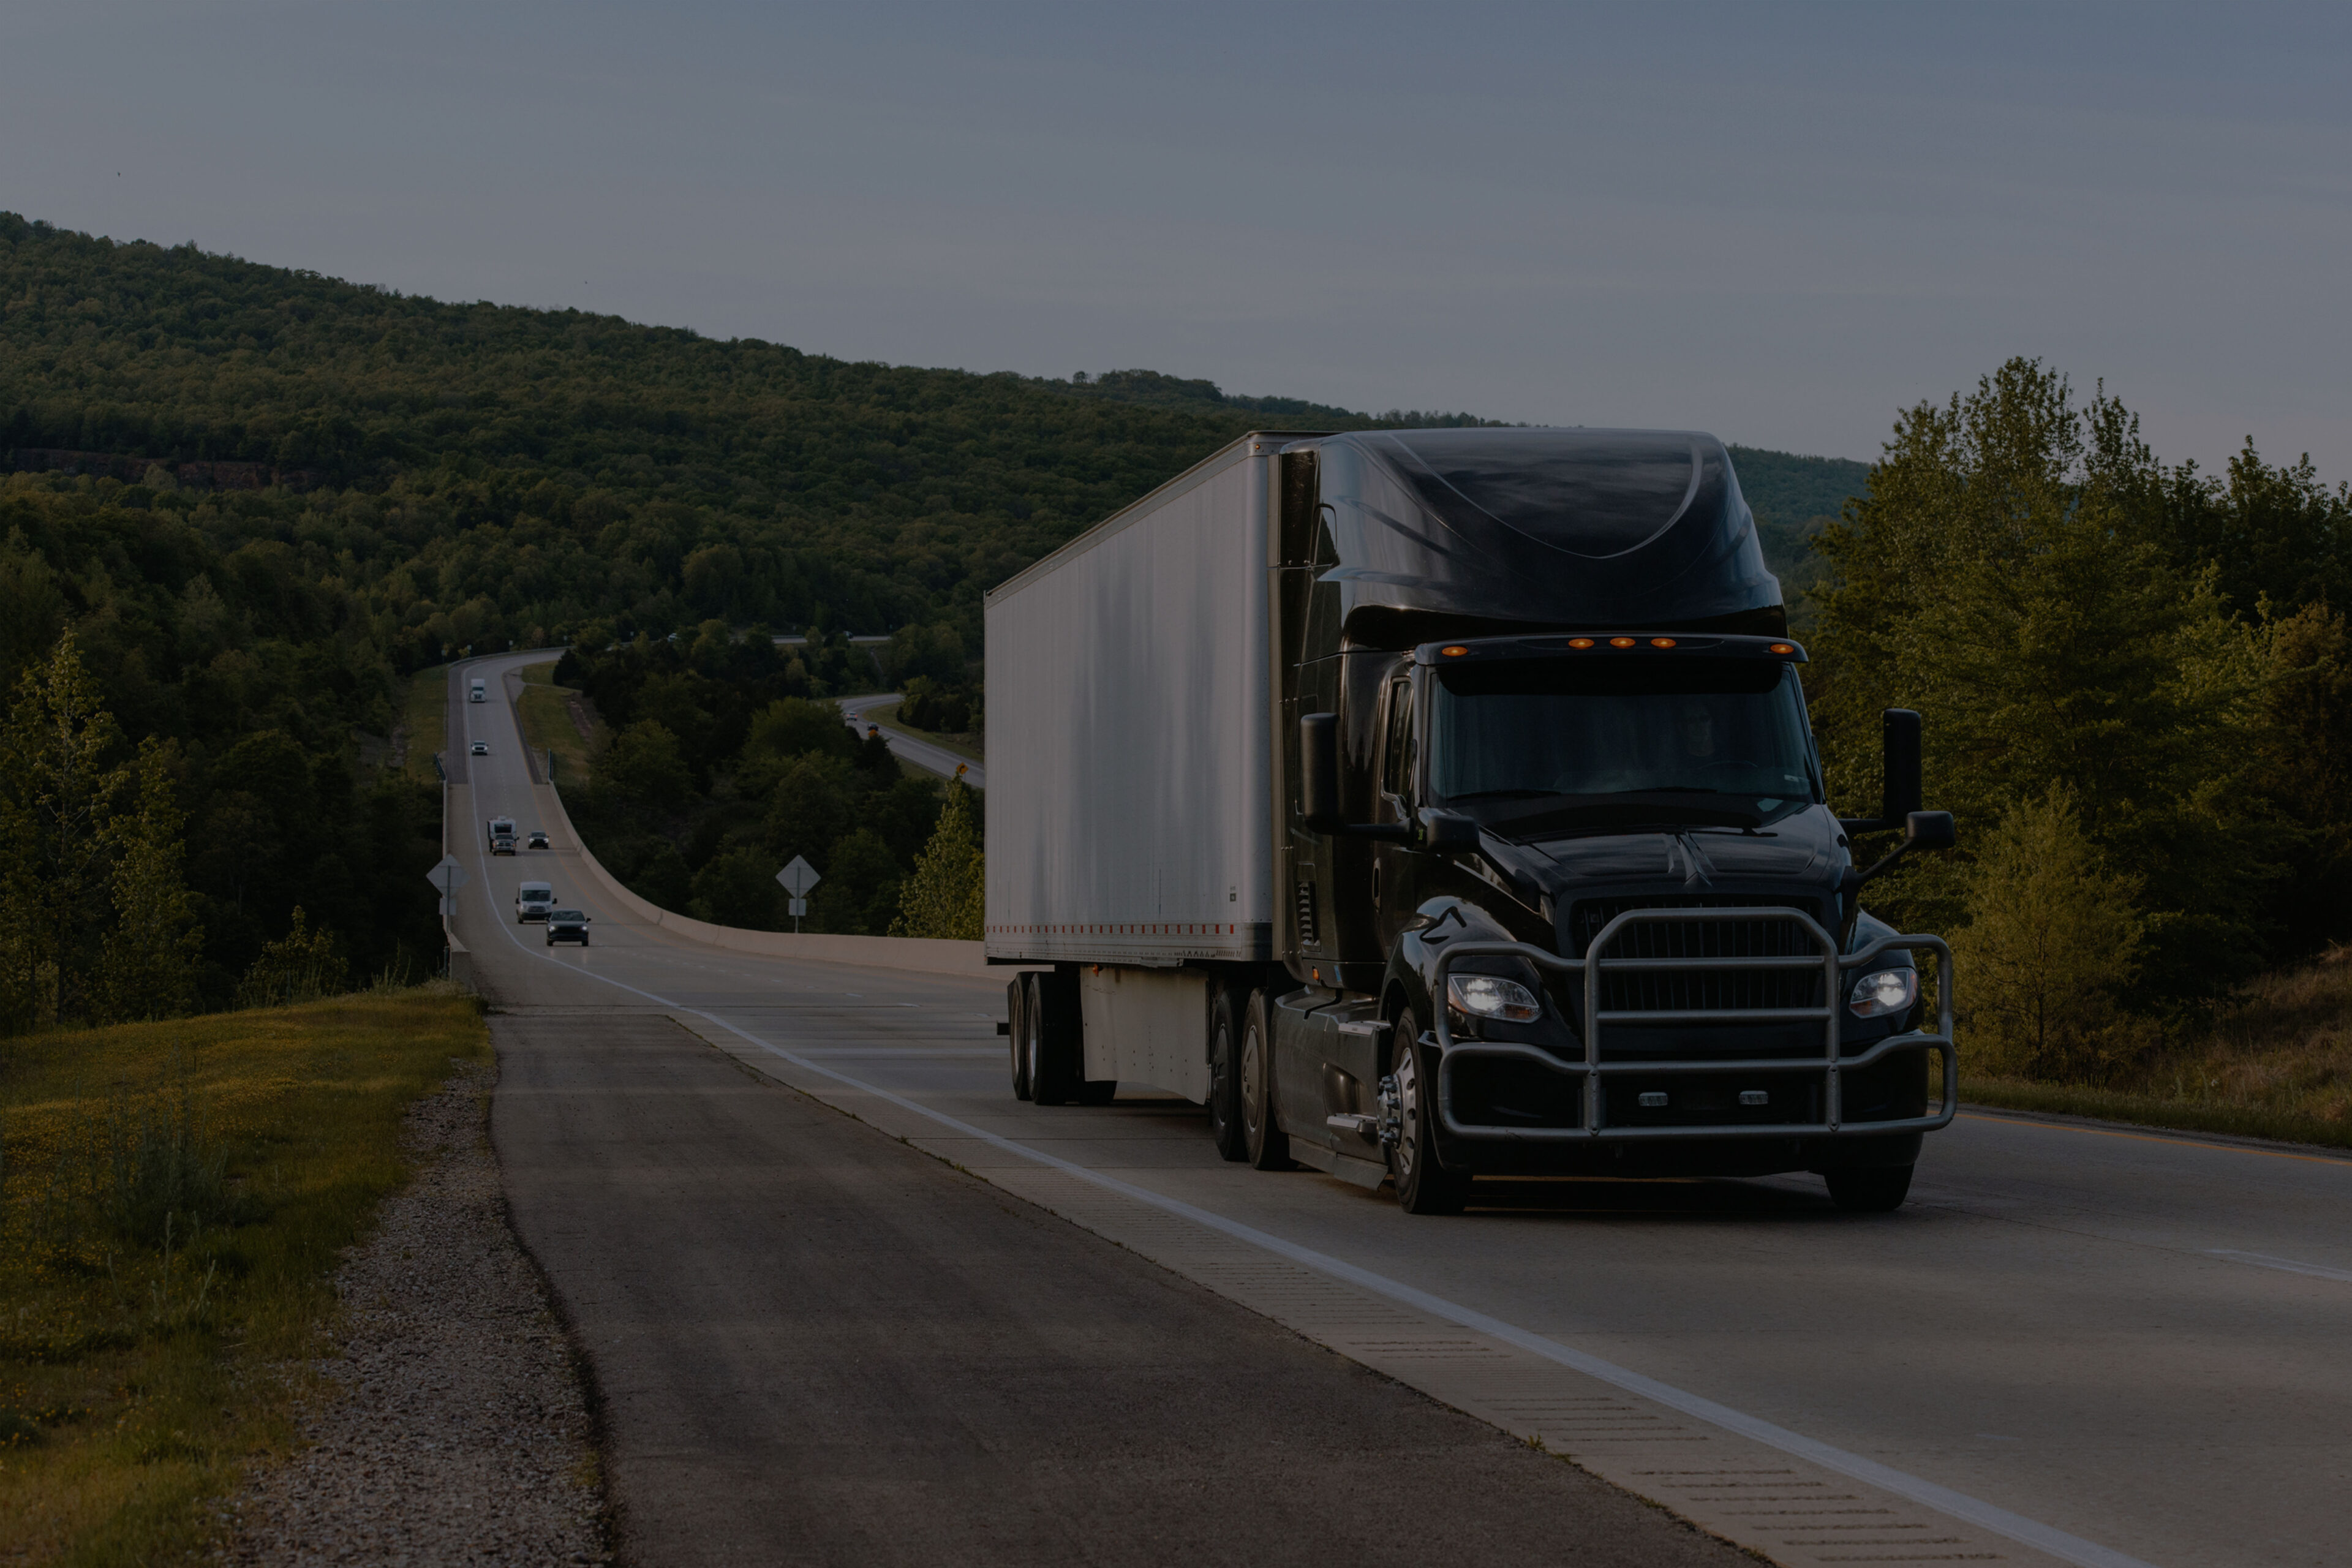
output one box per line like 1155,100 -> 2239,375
1567,896 -> 1826,1015
1295,880 -> 1319,948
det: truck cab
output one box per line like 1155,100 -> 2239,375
470,677 -> 487,703
487,816 -> 518,856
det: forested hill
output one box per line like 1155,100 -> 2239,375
1,211 -> 1859,660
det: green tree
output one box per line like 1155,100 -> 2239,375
689,848 -> 786,930
2253,601 -> 2352,943
235,905 -> 348,1008
891,784 -> 982,940
1810,359 -> 2272,1001
0,628 -> 124,1028
763,755 -> 853,869
597,720 -> 692,815
97,739 -> 204,1021
812,829 -> 903,935
1952,790 -> 2150,1083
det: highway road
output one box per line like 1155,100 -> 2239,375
448,652 -> 2349,1568
838,690 -> 984,788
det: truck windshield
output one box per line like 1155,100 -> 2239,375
1429,658 -> 1817,828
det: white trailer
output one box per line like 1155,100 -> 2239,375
985,434 -> 1313,1097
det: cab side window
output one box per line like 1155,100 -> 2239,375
1380,681 -> 1414,803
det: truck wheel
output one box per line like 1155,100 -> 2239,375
1241,989 -> 1291,1170
1390,1009 -> 1470,1216
1030,970 -> 1082,1107
1205,986 -> 1247,1161
1007,977 -> 1032,1101
1825,1164 -> 1913,1213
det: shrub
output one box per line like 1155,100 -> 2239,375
1952,789 -> 2152,1082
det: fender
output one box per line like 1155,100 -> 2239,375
1381,895 -> 1548,1035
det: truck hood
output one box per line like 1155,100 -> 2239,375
1476,804 -> 1849,940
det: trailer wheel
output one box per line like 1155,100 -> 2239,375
1205,986 -> 1247,1161
1029,970 -> 1082,1106
1390,1009 -> 1470,1215
1007,977 -> 1031,1101
1241,989 -> 1291,1170
1825,1164 -> 1913,1213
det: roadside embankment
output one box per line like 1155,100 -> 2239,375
1964,943 -> 2352,1152
220,1059 -> 605,1564
0,990 -> 491,1564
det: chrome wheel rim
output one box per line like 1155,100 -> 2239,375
1392,1036 -> 1422,1185
1240,1018 -> 1267,1141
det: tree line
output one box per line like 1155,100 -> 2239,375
1811,358 -> 2352,1080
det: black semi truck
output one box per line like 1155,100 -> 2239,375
984,428 -> 1956,1213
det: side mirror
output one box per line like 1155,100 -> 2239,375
1846,809 -> 1958,892
1904,810 -> 1954,853
1300,712 -> 1341,831
1881,709 -> 1922,826
1420,809 -> 1479,854
1298,711 -> 1409,842
1839,708 -> 1925,835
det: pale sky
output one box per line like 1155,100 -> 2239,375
7,1 -> 2349,476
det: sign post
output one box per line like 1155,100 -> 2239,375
776,856 -> 821,933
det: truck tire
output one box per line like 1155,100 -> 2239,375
1241,989 -> 1292,1170
1825,1164 -> 1913,1213
1205,985 -> 1247,1161
1390,1009 -> 1471,1215
1007,977 -> 1031,1101
1029,969 -> 1084,1107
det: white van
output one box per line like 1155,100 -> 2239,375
515,882 -> 556,922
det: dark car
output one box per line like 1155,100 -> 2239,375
545,909 -> 591,946
470,741 -> 488,755
527,829 -> 549,850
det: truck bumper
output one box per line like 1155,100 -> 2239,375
1428,910 -> 1956,1171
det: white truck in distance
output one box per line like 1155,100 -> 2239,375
470,677 -> 487,703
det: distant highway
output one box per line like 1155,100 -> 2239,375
838,691 -> 984,788
450,651 -> 2350,1568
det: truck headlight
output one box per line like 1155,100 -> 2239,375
1447,974 -> 1542,1022
1848,968 -> 1918,1019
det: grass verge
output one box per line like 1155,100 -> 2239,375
399,663 -> 449,782
0,988 -> 490,1564
1963,944 -> 2352,1152
861,698 -> 985,766
515,662 -> 601,785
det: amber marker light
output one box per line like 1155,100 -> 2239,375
1441,645 -> 1469,657
1769,643 -> 1795,655
1608,636 -> 1637,649
1566,637 -> 1595,649
1649,637 -> 1677,648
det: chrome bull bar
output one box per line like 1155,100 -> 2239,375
1430,907 -> 1955,1142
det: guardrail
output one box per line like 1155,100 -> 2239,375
1431,907 -> 1955,1142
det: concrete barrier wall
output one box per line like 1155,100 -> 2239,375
442,775 -> 474,991
532,776 -> 998,979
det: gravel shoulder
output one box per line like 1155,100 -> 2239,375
219,1059 -> 608,1565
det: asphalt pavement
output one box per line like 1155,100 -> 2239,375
448,652 -> 2352,1568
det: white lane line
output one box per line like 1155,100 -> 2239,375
469,888 -> 2153,1568
2209,1248 -> 2352,1283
